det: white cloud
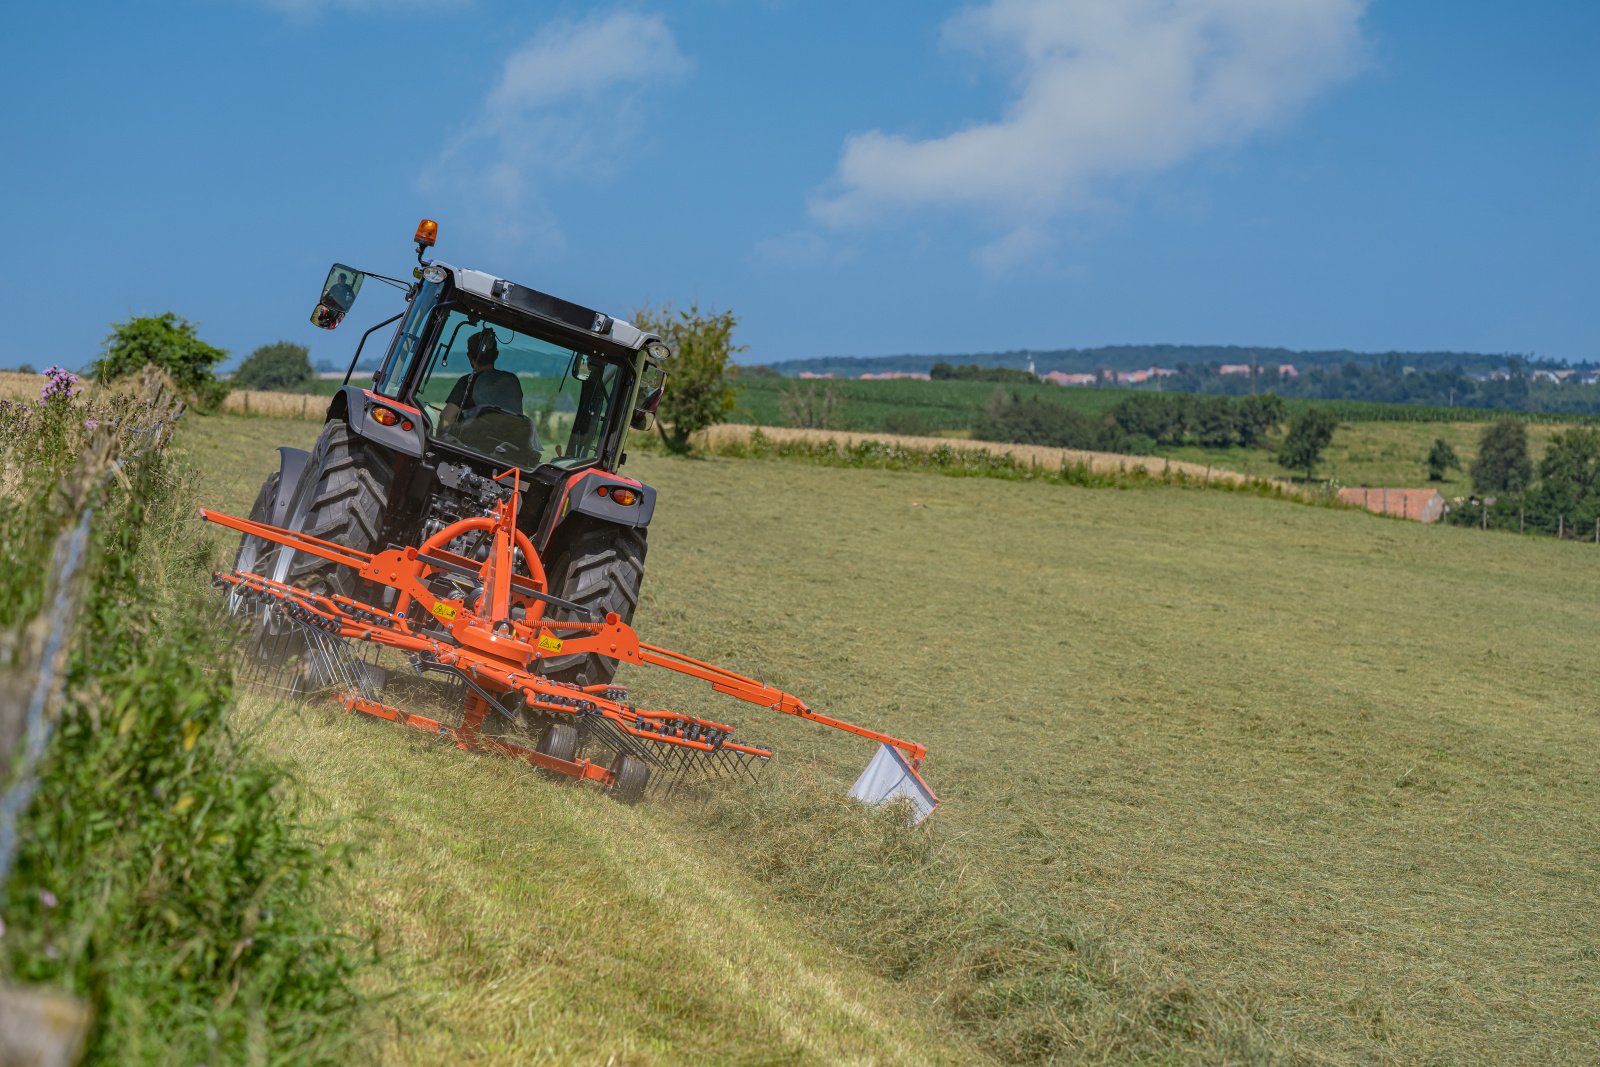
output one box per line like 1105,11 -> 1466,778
422,11 -> 691,244
810,0 -> 1368,252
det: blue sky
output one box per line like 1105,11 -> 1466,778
2,1 -> 1595,371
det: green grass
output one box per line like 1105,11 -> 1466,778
180,412 -> 1600,1064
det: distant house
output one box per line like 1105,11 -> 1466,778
858,372 -> 930,380
1218,364 -> 1252,375
1337,487 -> 1446,523
1277,364 -> 1298,378
798,371 -> 834,379
1044,371 -> 1098,387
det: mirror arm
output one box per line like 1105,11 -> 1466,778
343,311 -> 406,386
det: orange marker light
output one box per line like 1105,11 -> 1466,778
611,488 -> 638,506
414,219 -> 438,248
371,406 -> 399,427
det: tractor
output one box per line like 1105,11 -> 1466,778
237,219 -> 667,688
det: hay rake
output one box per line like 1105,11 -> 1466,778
205,471 -> 936,815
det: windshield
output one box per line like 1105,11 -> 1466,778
415,308 -> 625,468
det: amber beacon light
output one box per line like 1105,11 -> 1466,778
414,219 -> 438,248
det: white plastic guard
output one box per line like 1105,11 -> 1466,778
848,744 -> 939,825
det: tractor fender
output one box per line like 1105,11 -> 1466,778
268,446 -> 310,527
536,469 -> 656,550
339,384 -> 425,458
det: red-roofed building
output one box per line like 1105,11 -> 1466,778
1337,487 -> 1446,523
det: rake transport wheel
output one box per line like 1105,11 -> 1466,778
608,753 -> 649,805
540,524 -> 647,687
536,722 -> 579,764
287,420 -> 393,597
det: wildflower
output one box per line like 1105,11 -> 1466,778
83,418 -> 99,430
37,364 -> 81,406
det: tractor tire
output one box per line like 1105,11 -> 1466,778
287,420 -> 394,597
539,524 -> 647,687
234,471 -> 280,575
536,722 -> 579,763
608,752 -> 649,805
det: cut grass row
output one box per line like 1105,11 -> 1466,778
183,411 -> 1600,1065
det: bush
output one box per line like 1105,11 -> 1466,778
1425,438 -> 1462,481
633,303 -> 741,452
92,312 -> 228,409
233,341 -> 314,392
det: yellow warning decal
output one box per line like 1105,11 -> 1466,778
538,634 -> 564,653
431,601 -> 459,621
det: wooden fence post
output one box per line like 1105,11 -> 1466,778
1559,514 -> 1565,539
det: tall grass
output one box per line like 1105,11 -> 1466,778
0,375 -> 363,1063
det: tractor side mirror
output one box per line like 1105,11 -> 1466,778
631,360 -> 666,431
310,263 -> 365,330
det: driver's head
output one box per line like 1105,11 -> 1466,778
467,328 -> 499,369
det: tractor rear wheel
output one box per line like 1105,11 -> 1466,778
234,471 -> 280,575
539,524 -> 647,687
287,420 -> 393,596
608,753 -> 649,805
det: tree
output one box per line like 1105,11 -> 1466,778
1425,438 -> 1462,481
632,303 -> 741,452
1527,426 -> 1600,536
93,312 -> 227,408
1235,393 -> 1286,448
1276,407 -> 1337,480
1192,395 -> 1238,448
233,341 -> 313,392
1469,421 -> 1533,495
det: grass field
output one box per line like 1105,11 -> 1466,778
1164,420 -> 1568,491
176,411 -> 1599,1065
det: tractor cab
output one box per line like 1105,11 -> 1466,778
243,221 -> 667,687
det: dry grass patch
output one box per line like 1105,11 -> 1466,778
698,422 -> 1268,486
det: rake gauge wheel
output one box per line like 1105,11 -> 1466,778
536,722 -> 579,764
608,753 -> 649,805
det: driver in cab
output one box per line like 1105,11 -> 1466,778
439,327 -> 524,434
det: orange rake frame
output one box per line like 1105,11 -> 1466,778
205,469 -> 929,803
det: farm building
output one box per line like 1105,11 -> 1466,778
1337,487 -> 1446,523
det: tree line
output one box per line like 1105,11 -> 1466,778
1445,422 -> 1600,539
1158,357 -> 1600,415
971,390 -> 1293,454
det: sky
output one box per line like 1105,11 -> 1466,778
1,0 -> 1595,372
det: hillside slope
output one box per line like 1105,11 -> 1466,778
182,414 -> 1598,1065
